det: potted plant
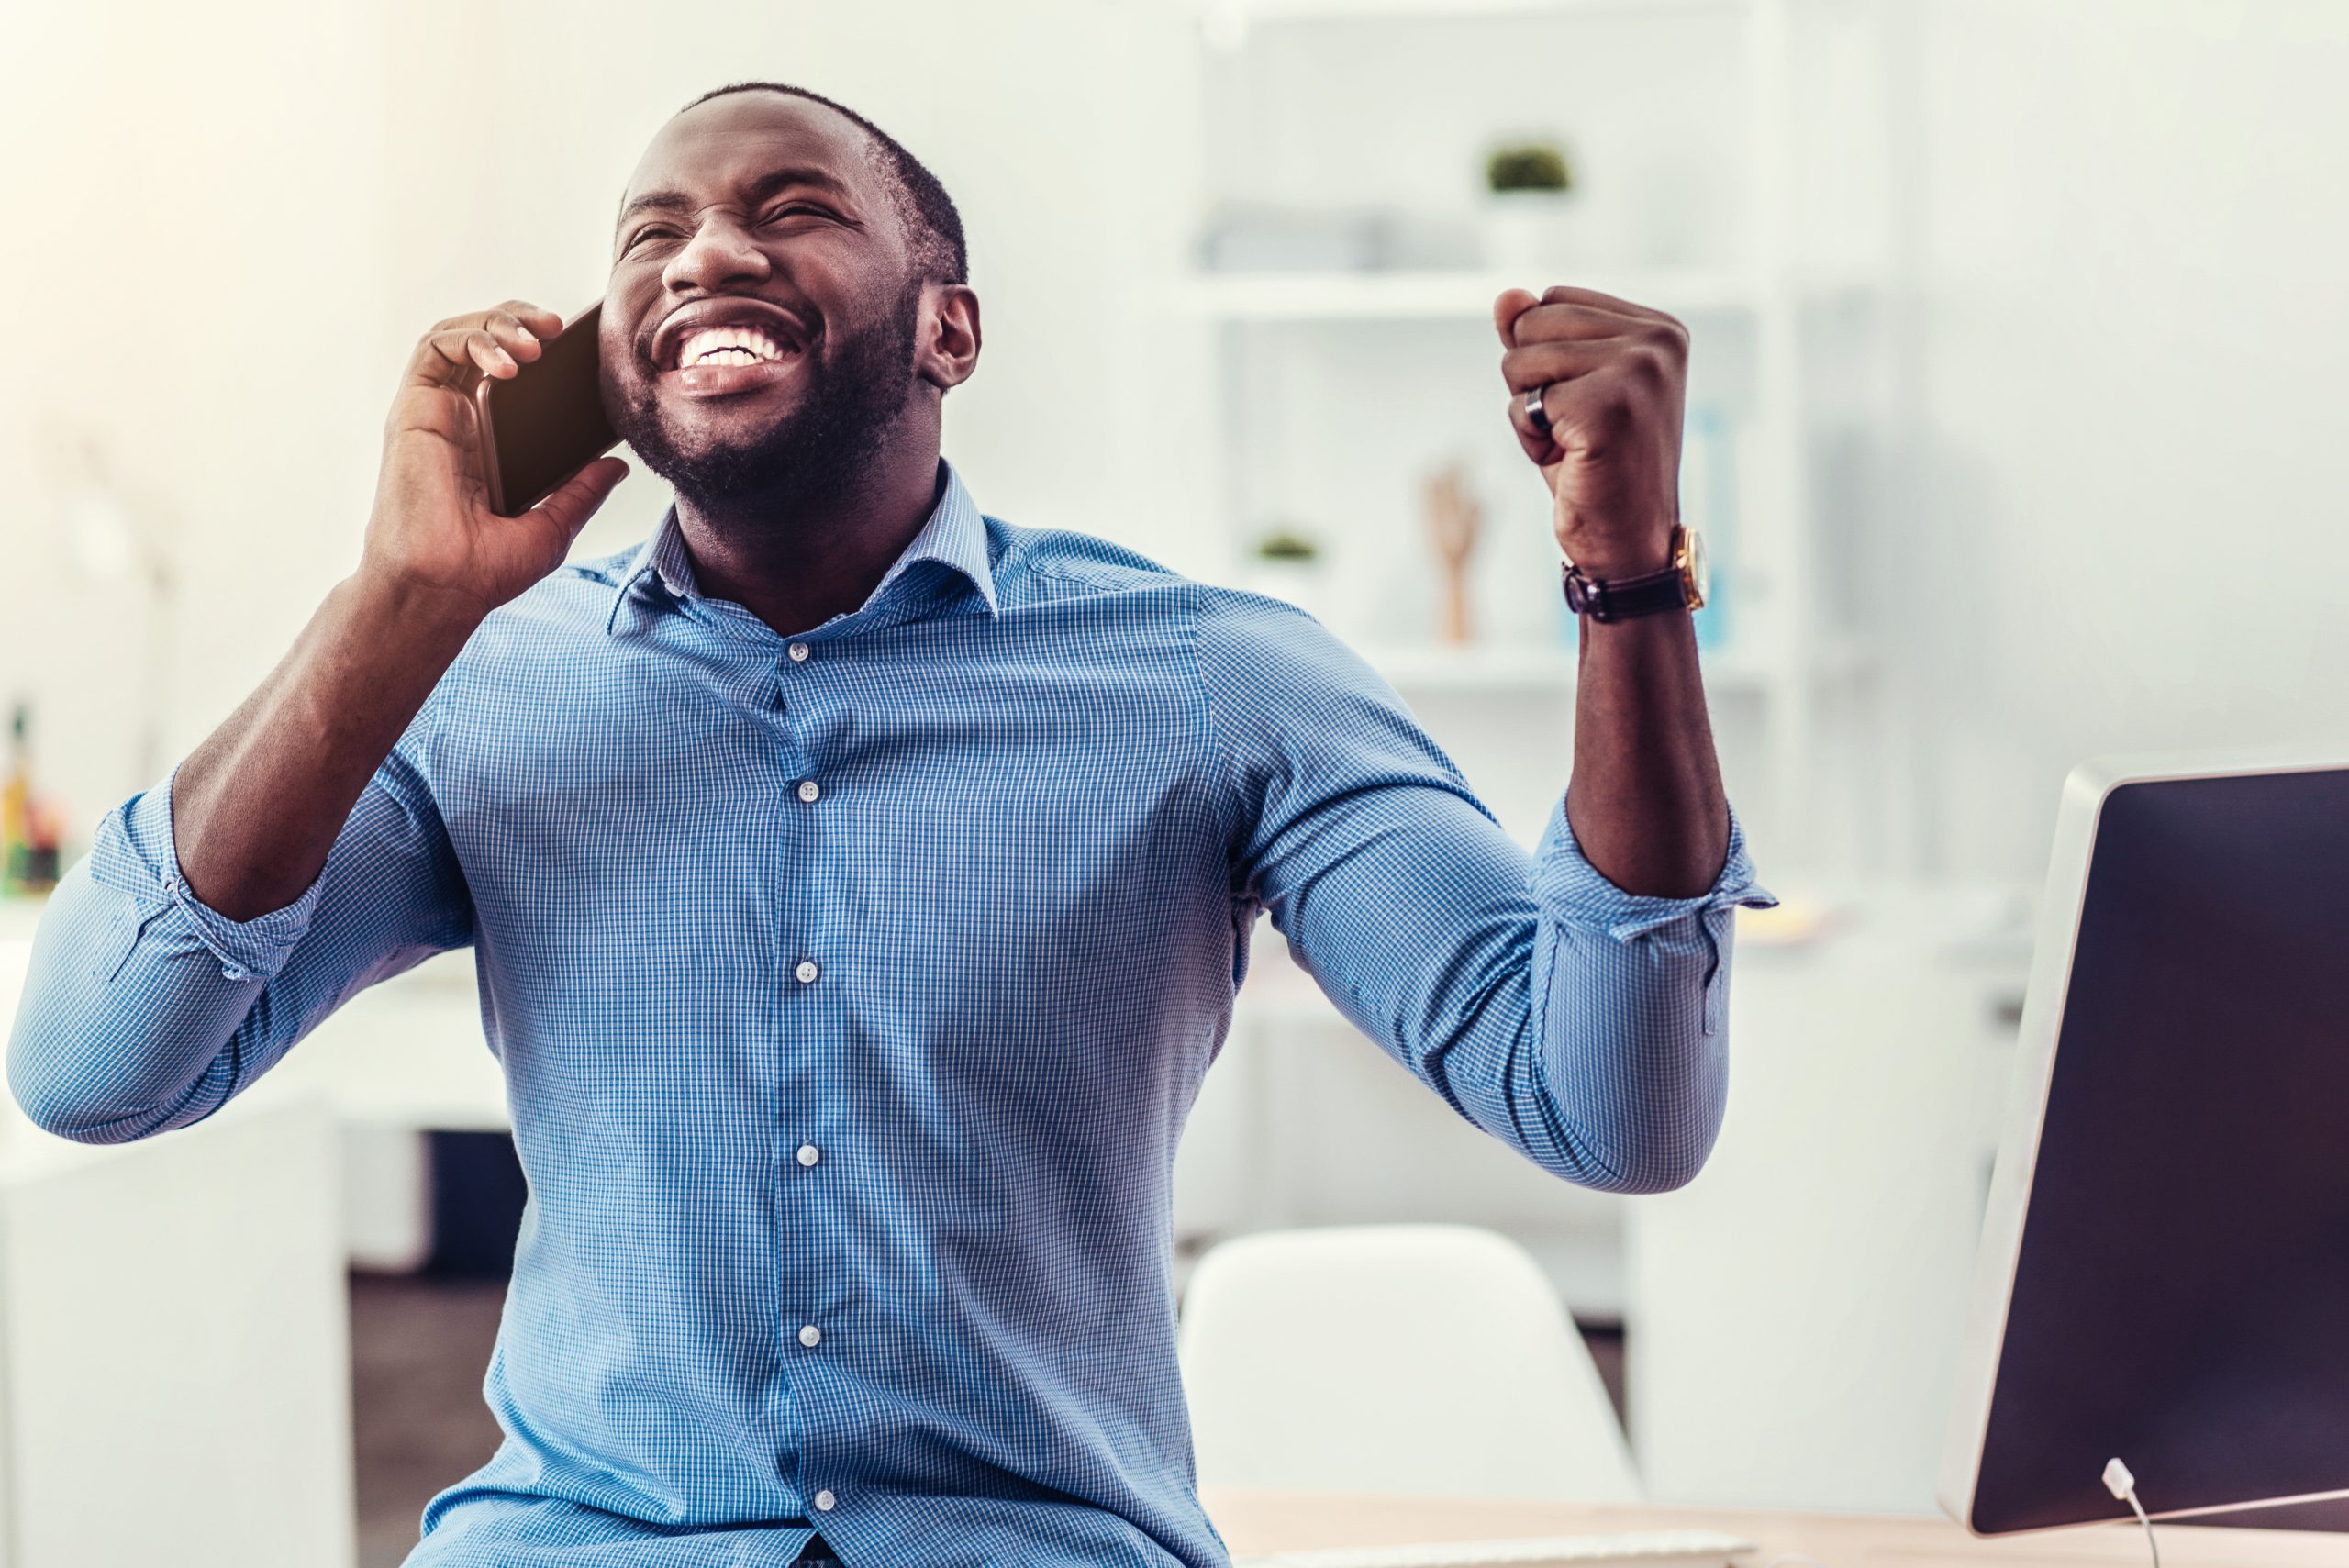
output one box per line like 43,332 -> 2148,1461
1481,139 -> 1578,272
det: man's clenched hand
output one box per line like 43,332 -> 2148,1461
1496,285 -> 1688,581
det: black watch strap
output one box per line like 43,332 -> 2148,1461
1561,560 -> 1687,622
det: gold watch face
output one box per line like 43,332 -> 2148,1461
1676,527 -> 1710,610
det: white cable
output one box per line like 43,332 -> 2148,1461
2102,1457 -> 2162,1568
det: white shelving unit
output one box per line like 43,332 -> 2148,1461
1187,0 -> 1873,861
1203,0 -> 1748,39
1357,634 -> 1861,698
1180,266 -> 1762,321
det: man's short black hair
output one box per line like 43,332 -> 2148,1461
681,81 -> 967,286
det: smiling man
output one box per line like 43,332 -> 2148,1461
8,83 -> 1769,1568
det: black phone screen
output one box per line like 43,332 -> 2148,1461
480,303 -> 620,517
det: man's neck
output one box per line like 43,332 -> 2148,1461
673,442 -> 946,640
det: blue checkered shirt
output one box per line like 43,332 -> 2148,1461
9,462 -> 1769,1567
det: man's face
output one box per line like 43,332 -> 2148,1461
601,93 -> 925,510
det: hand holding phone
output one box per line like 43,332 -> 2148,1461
474,302 -> 624,519
360,299 -> 629,627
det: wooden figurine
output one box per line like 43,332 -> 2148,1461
1423,459 -> 1484,645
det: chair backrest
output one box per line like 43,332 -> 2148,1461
1177,1223 -> 1642,1503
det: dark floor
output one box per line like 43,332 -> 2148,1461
1585,1323 -> 1629,1430
349,1274 -> 1630,1568
351,1273 -> 507,1568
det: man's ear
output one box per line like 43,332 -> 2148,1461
917,283 -> 982,392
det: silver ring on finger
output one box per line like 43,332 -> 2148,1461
1524,384 -> 1552,434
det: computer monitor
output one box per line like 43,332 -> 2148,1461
1942,752 -> 2349,1536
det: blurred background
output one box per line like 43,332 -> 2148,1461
4,1 -> 2348,1563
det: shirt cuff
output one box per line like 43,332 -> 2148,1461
90,766 -> 328,984
1531,795 -> 1777,941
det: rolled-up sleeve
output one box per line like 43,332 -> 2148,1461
6,714 -> 472,1144
1197,585 -> 1775,1194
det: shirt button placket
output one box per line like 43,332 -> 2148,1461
782,634 -> 833,1518
788,962 -> 821,1334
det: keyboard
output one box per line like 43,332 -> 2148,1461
1235,1529 -> 1756,1568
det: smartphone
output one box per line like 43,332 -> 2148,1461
474,302 -> 621,518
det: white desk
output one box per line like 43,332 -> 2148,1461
254,950 -> 508,1132
1625,884 -> 2032,1514
1206,1489 -> 2347,1568
0,932 -> 354,1568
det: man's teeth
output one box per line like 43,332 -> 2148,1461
678,324 -> 791,368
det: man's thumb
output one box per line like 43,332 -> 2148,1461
529,455 -> 631,542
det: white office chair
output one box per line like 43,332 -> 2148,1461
1177,1223 -> 1642,1503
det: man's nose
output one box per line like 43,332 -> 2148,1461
663,213 -> 771,294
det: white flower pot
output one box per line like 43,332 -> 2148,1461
1480,189 -> 1584,276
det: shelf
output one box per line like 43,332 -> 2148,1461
1181,267 -> 1763,322
1358,642 -> 1580,692
1355,638 -> 1861,695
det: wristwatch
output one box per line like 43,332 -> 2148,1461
1562,525 -> 1709,622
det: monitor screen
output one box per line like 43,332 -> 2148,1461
1964,767 -> 2349,1533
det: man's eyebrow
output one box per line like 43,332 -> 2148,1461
614,166 -> 857,233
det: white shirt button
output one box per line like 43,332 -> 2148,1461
787,641 -> 810,662
798,1323 -> 822,1348
796,1143 -> 820,1167
796,779 -> 820,804
813,1489 -> 836,1511
795,959 -> 820,984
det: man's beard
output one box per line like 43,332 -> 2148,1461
613,277 -> 922,515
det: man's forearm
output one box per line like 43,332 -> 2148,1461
1491,282 -> 1729,897
173,572 -> 481,920
171,299 -> 629,923
1564,608 -> 1731,899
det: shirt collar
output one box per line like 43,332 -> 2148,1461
867,459 -> 999,619
606,459 -> 998,634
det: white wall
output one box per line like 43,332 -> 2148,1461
0,0 -> 393,831
1880,0 -> 2349,881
